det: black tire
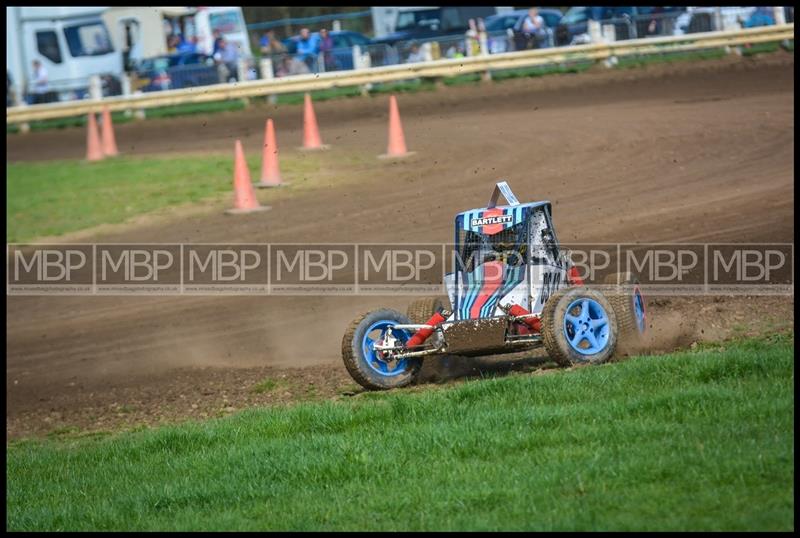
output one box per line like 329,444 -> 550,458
541,286 -> 618,366
405,296 -> 455,384
341,309 -> 422,390
406,296 -> 445,323
604,272 -> 647,343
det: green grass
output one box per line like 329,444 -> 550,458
6,154 -> 321,242
6,100 -> 248,135
741,40 -> 794,56
615,47 -> 729,68
7,333 -> 794,531
491,61 -> 595,81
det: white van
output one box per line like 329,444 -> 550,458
6,7 -> 123,103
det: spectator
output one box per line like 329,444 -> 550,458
318,28 -> 336,71
445,43 -> 465,59
477,17 -> 488,54
176,35 -> 196,55
266,31 -> 286,54
296,27 -> 320,71
519,7 -> 547,49
744,7 -> 776,28
167,34 -> 182,54
642,7 -> 664,36
465,18 -> 480,56
259,31 -> 272,55
405,43 -> 425,63
257,30 -> 285,56
29,59 -> 49,104
214,37 -> 241,82
212,30 -> 224,57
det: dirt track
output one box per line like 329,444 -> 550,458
6,52 -> 795,438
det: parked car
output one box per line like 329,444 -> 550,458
483,8 -> 563,53
554,6 -> 686,46
282,30 -> 373,71
371,6 -> 499,46
672,7 -> 764,36
132,52 -> 219,92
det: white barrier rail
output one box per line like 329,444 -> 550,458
6,24 -> 793,126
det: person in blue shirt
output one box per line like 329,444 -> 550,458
259,31 -> 271,55
296,27 -> 321,72
176,36 -> 196,55
744,7 -> 775,28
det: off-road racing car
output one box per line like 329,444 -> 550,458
342,182 -> 647,390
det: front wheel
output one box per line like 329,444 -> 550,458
541,287 -> 618,366
341,309 -> 422,390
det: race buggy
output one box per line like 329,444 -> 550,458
342,182 -> 647,390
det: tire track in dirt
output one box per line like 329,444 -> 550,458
6,53 -> 794,437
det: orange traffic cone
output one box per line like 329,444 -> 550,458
86,112 -> 105,162
225,140 -> 271,215
256,119 -> 287,188
300,93 -> 329,150
379,95 -> 415,159
100,106 -> 119,157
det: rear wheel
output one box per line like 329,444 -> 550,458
406,297 -> 445,323
341,309 -> 422,390
407,297 -> 454,383
541,287 -> 618,366
604,272 -> 647,343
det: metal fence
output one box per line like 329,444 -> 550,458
131,63 -> 221,93
253,7 -> 793,79
8,9 -> 795,108
7,23 -> 794,126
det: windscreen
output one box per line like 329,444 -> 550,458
64,22 -> 113,57
456,220 -> 529,274
395,9 -> 440,31
484,15 -> 520,32
210,10 -> 244,35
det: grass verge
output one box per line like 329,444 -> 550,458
6,332 -> 794,531
6,154 -> 326,242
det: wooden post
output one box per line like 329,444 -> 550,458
88,75 -> 103,101
260,57 -> 277,104
602,23 -> 616,43
121,73 -> 133,118
422,42 -> 433,62
773,6 -> 786,25
133,90 -> 146,120
237,58 -> 248,82
588,20 -> 602,43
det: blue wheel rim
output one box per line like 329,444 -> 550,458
362,321 -> 412,377
563,298 -> 611,355
633,287 -> 646,333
